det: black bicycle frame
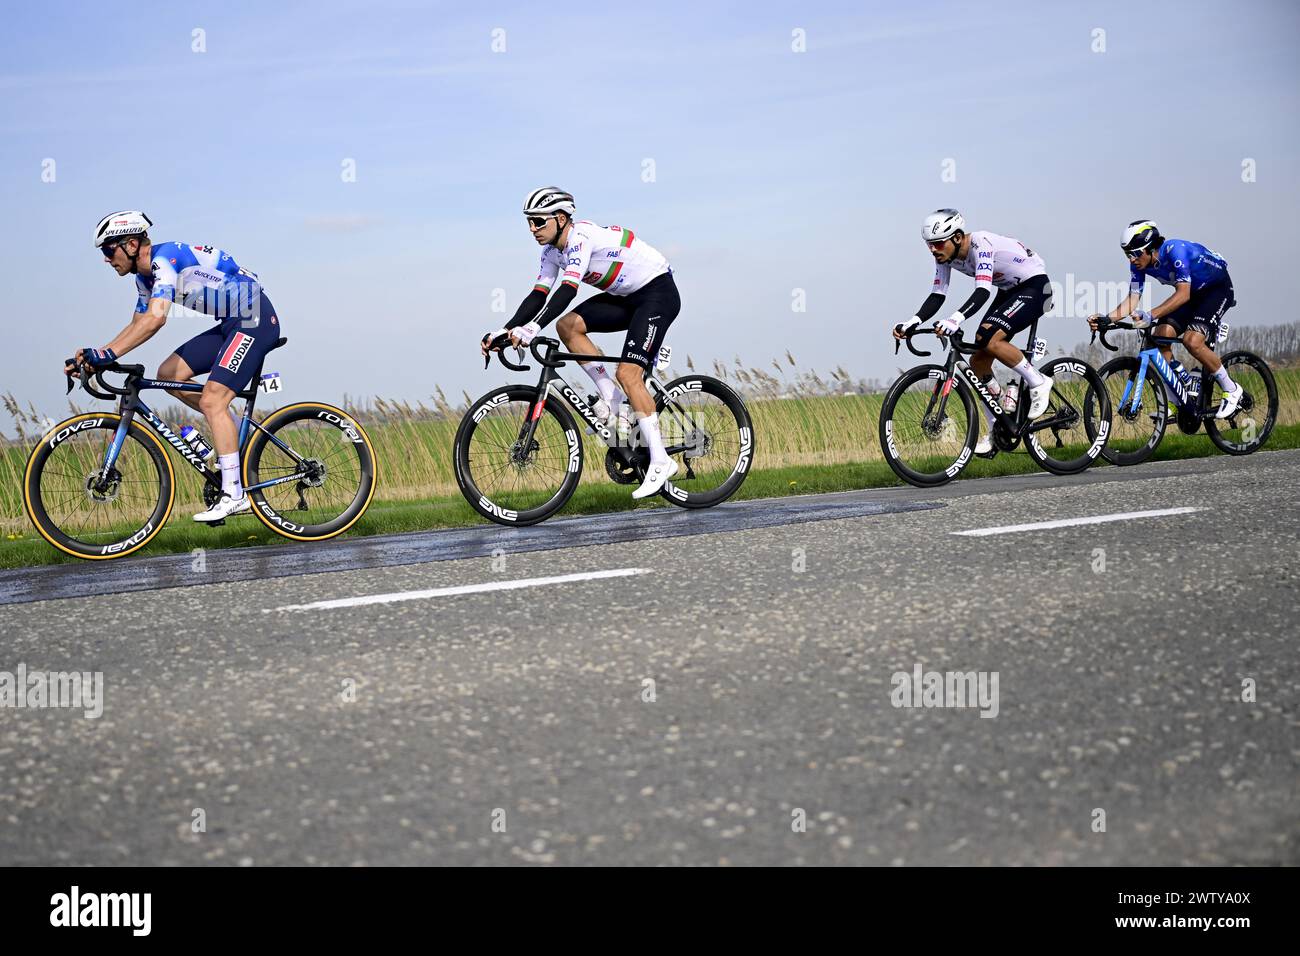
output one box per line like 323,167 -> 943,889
498,338 -> 686,467
906,316 -> 1072,439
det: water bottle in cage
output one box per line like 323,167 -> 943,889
1169,359 -> 1195,392
1002,381 -> 1020,413
180,425 -> 214,462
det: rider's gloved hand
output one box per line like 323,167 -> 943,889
1128,310 -> 1153,328
1087,314 -> 1103,332
933,312 -> 963,336
510,320 -> 541,347
481,328 -> 510,357
79,346 -> 117,369
893,316 -> 921,340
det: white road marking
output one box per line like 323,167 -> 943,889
266,567 -> 650,612
951,507 -> 1203,537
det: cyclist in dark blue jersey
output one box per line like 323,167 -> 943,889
1089,220 -> 1242,418
70,211 -> 284,521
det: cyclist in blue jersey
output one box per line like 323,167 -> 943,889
1088,220 -> 1241,417
70,211 -> 285,521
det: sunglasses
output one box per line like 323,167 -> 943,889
99,241 -> 122,258
926,239 -> 950,250
1125,249 -> 1147,261
526,215 -> 555,228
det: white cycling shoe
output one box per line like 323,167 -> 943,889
974,434 -> 994,456
194,495 -> 251,522
1026,376 -> 1055,418
632,458 -> 678,499
1215,384 -> 1244,419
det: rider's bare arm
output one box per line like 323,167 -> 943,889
1148,281 -> 1191,322
1107,292 -> 1141,321
74,302 -> 168,368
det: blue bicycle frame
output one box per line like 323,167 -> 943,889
1119,344 -> 1200,416
98,373 -> 308,496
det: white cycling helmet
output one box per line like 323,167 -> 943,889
523,186 -> 575,217
1120,219 -> 1162,255
93,210 -> 153,249
921,208 -> 965,243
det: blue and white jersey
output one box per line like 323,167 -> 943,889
134,241 -> 262,321
1129,239 -> 1229,295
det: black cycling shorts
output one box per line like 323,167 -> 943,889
973,274 -> 1052,349
174,292 -> 283,392
573,272 -> 680,370
1161,279 -> 1235,341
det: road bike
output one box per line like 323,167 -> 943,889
455,336 -> 754,526
1093,318 -> 1277,466
879,321 -> 1112,487
23,337 -> 377,559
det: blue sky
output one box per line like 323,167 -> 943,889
3,0 -> 1297,427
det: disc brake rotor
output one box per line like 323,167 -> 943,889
509,439 -> 540,471
84,469 -> 121,504
299,457 -> 328,488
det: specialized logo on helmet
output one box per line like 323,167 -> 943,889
93,210 -> 152,247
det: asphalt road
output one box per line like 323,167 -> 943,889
1,450 -> 1297,865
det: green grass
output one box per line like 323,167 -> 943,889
4,420 -> 1298,570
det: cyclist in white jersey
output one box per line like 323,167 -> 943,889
482,187 -> 682,499
893,209 -> 1055,454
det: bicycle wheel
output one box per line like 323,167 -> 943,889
23,412 -> 173,559
1096,356 -> 1167,466
654,374 -> 754,509
454,385 -> 582,526
1205,351 -> 1278,455
1024,357 -> 1112,475
244,402 -> 377,541
879,364 -> 977,487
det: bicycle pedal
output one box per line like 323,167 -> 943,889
974,449 -> 998,460
203,519 -> 227,527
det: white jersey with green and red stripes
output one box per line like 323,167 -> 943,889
534,220 -> 670,296
932,229 -> 1046,293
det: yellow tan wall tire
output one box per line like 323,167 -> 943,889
22,412 -> 175,560
242,402 -> 377,542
